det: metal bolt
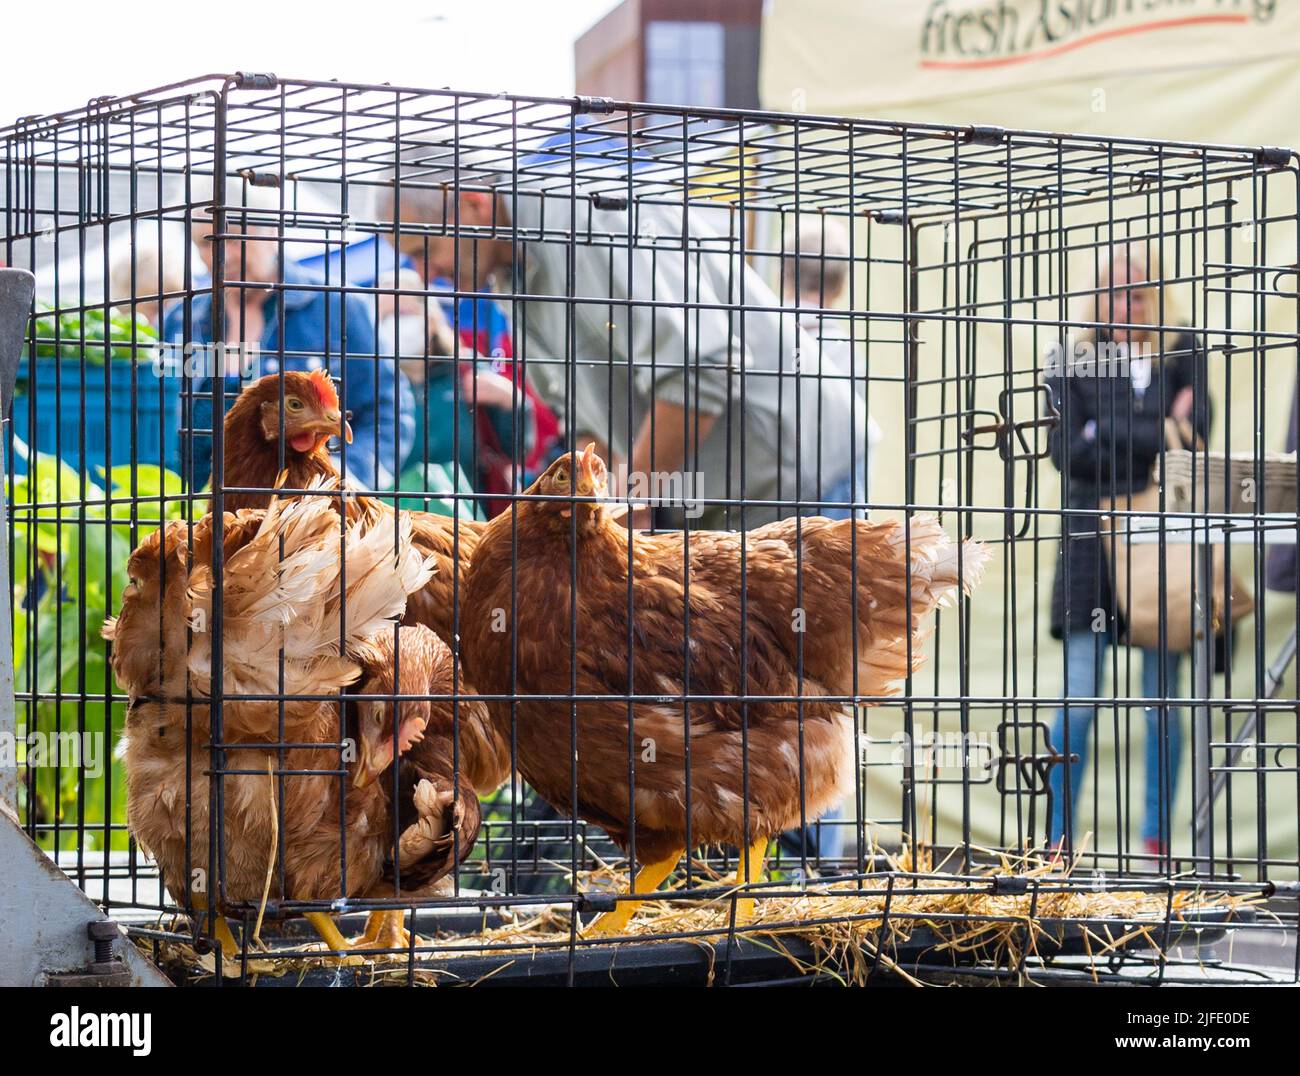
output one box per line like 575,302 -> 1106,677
87,920 -> 118,968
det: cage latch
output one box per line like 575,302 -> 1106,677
959,386 -> 1057,539
961,409 -> 1004,453
959,385 -> 1057,461
592,194 -> 629,212
994,720 -> 1078,797
993,384 -> 1055,460
996,385 -> 1057,463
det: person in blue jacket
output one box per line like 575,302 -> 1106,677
163,191 -> 414,493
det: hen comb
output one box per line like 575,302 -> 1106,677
308,367 -> 339,411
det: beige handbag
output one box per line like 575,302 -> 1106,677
1101,418 -> 1253,652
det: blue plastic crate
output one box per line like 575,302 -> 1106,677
9,358 -> 182,478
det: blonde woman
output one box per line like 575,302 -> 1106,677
1044,245 -> 1210,857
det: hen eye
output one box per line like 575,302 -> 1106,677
554,468 -> 569,487
285,397 -> 305,413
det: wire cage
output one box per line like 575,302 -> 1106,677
2,73 -> 1298,987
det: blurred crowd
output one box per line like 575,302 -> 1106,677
108,184 -> 876,532
92,187 -> 881,871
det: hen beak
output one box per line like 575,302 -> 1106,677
353,727 -> 392,789
320,409 -> 353,445
352,708 -> 428,789
293,410 -> 353,454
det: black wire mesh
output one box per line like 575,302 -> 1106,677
2,74 -> 1298,986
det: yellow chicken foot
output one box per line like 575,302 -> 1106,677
354,911 -> 386,947
732,837 -> 770,924
583,849 -> 684,937
303,912 -> 366,965
353,909 -> 413,952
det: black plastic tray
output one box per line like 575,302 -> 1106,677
162,905 -> 1253,987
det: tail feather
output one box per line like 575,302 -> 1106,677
315,511 -> 435,654
901,515 -> 989,612
854,515 -> 988,702
186,478 -> 434,714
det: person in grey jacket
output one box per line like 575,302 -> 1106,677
387,142 -> 868,530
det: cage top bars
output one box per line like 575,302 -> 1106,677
2,73 -> 1294,226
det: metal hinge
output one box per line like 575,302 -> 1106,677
235,72 -> 278,91
574,96 -> 618,116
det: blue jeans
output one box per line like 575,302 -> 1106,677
818,459 -> 868,520
778,457 -> 868,865
778,805 -> 850,868
1048,631 -> 1184,844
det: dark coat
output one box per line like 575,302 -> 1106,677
1046,332 -> 1209,640
1265,383 -> 1298,593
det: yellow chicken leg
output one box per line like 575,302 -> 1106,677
303,912 -> 366,965
353,909 -> 413,952
583,849 -> 684,937
190,895 -> 240,958
733,837 -> 769,923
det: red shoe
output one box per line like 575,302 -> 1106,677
1043,836 -> 1069,866
1143,837 -> 1167,858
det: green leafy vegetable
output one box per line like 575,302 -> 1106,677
26,302 -> 158,366
8,453 -> 186,851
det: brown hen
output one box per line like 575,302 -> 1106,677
461,445 -> 988,934
347,622 -> 499,949
218,370 -> 485,653
108,490 -> 460,964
